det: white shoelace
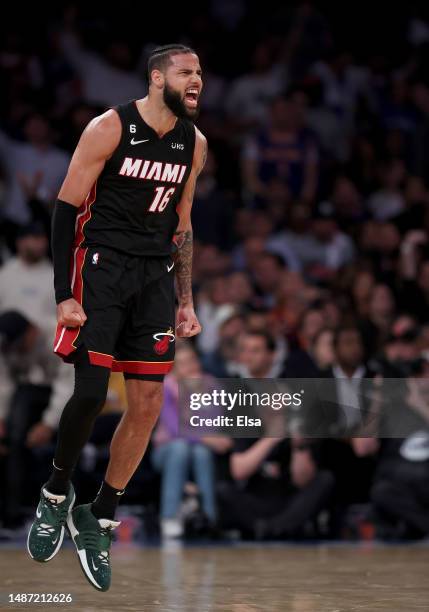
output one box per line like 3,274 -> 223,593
36,523 -> 56,537
98,551 -> 109,566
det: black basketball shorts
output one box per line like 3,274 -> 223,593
53,245 -> 176,380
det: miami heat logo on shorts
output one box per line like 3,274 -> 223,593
153,327 -> 175,355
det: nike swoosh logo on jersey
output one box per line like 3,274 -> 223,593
167,263 -> 174,272
130,138 -> 149,145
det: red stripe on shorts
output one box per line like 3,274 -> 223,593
111,360 -> 174,375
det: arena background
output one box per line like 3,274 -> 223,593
1,2 -> 429,610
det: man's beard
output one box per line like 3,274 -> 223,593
163,82 -> 199,121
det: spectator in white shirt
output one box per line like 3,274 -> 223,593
367,159 -> 406,221
225,43 -> 286,136
0,113 -> 69,227
59,27 -> 144,108
0,222 -> 56,338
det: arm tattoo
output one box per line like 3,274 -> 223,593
200,139 -> 207,175
173,137 -> 206,306
173,228 -> 193,306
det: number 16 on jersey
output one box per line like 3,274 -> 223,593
148,186 -> 176,212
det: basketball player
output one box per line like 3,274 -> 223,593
27,44 -> 206,591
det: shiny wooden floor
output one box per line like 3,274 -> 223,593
1,542 -> 429,611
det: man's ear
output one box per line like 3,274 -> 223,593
151,69 -> 164,89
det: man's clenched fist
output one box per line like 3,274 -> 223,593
57,297 -> 87,327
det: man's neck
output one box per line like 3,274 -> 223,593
136,96 -> 177,138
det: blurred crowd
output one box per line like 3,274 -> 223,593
2,2 -> 429,541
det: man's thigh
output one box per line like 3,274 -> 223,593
114,259 -> 176,381
54,246 -> 126,366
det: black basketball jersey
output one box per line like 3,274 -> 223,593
76,100 -> 196,256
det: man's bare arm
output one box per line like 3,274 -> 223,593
54,110 -> 121,327
58,109 -> 121,206
174,128 -> 207,307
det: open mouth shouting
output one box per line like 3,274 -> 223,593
184,87 -> 200,108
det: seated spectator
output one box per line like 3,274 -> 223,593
261,177 -> 291,230
304,201 -> 356,282
283,306 -> 326,378
241,89 -> 319,205
314,326 -> 378,533
271,270 -> 323,334
380,315 -> 421,375
196,275 -> 236,356
347,135 -> 378,196
59,102 -> 101,153
218,436 -> 334,540
0,223 -> 56,337
0,114 -> 69,244
350,269 -> 376,318
311,328 -> 335,373
358,221 -> 402,285
234,219 -> 300,273
367,159 -> 406,221
237,330 -> 283,378
269,201 -> 355,282
202,314 -> 247,378
0,311 -> 70,527
225,43 -> 286,136
393,176 -> 429,234
192,243 -> 231,286
311,49 -> 373,132
267,203 -> 317,273
329,326 -> 372,433
251,252 -> 289,309
192,150 -> 236,250
368,359 -> 429,539
358,284 -> 397,359
398,230 -> 429,322
225,271 -> 254,310
58,17 -> 144,107
329,175 -> 366,227
151,343 -> 232,538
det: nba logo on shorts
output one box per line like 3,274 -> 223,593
92,252 -> 99,265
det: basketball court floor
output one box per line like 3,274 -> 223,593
1,540 -> 429,611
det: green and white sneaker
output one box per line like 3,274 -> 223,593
27,483 -> 75,562
67,504 -> 120,592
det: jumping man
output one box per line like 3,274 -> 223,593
27,44 -> 206,591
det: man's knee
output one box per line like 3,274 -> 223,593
126,380 -> 164,417
71,364 -> 110,416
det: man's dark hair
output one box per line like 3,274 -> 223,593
147,44 -> 196,83
245,330 -> 276,353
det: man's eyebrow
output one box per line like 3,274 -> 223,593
176,67 -> 203,75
